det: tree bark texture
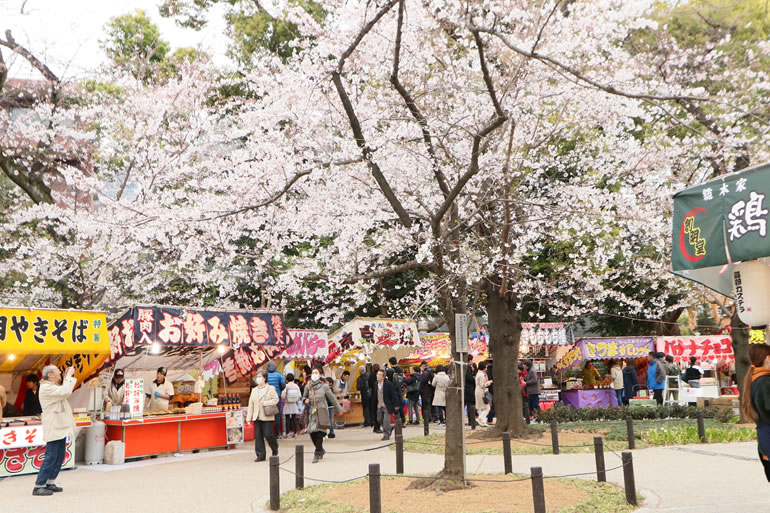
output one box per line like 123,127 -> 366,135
731,311 -> 751,422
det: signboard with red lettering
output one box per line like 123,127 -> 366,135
0,440 -> 73,477
403,332 -> 488,362
656,336 -> 734,362
0,425 -> 44,449
124,378 -> 144,418
552,337 -> 655,376
279,330 -> 328,360
325,318 -> 419,365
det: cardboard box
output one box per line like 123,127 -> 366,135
697,397 -> 739,409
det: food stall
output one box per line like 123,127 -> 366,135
96,305 -> 290,458
0,307 -> 109,477
326,317 -> 420,425
656,335 -> 734,402
552,337 -> 655,408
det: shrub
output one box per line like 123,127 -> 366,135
535,403 -> 721,423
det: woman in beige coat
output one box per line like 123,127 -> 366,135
33,365 -> 76,496
475,361 -> 493,427
246,369 -> 280,462
431,366 -> 450,425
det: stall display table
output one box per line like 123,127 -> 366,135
338,400 -> 364,425
561,388 -> 618,408
0,417 -> 91,477
104,412 -> 229,458
679,384 -> 720,404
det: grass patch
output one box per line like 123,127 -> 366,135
274,474 -> 640,513
644,425 -> 756,445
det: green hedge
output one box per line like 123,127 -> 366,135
535,403 -> 735,423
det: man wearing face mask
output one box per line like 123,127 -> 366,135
145,367 -> 174,412
303,366 -> 342,463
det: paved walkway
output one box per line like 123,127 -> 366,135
0,424 -> 768,512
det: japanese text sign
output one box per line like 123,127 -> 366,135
520,323 -> 575,346
404,333 -> 488,362
0,426 -> 44,449
279,330 -> 328,359
656,336 -> 734,362
124,379 -> 144,418
325,318 -> 419,364
0,307 -> 109,355
552,337 -> 654,376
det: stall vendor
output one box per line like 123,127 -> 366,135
145,367 -> 174,411
104,369 -> 126,410
580,361 -> 601,387
23,374 -> 42,416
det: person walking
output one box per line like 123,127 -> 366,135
647,352 -> 666,405
303,366 -> 342,463
266,362 -> 286,438
419,362 -> 434,424
406,367 -> 422,424
475,361 -> 493,427
524,360 -> 540,415
390,365 -> 407,425
33,365 -> 76,496
740,343 -> 770,481
431,365 -> 449,424
465,356 -> 477,429
246,369 -> 280,462
281,373 -> 302,438
356,366 -> 372,427
518,363 -> 530,424
374,369 -> 399,440
609,360 -> 623,406
369,363 -> 381,433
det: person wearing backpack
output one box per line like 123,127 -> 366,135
390,365 -> 407,425
647,351 -> 666,405
406,367 -> 422,424
281,373 -> 301,438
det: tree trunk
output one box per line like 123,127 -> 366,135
484,284 -> 528,437
658,308 -> 684,336
731,311 -> 751,422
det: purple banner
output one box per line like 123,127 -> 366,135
552,337 -> 654,376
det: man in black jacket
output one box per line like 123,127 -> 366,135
465,355 -> 477,429
374,369 -> 399,440
356,366 -> 372,427
419,361 -> 434,423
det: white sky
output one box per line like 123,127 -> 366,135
0,0 -> 232,81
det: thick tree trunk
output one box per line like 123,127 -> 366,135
484,285 -> 528,437
658,308 -> 684,336
731,311 -> 751,422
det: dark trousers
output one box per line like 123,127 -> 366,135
398,399 -> 406,424
421,391 -> 433,422
272,412 -> 282,436
285,414 -> 298,433
361,392 -> 373,426
435,405 -> 445,423
254,420 -> 278,460
35,438 -> 67,486
467,404 -> 477,428
653,389 -> 664,405
528,393 -> 540,413
310,431 -> 326,455
522,397 -> 530,424
370,393 -> 381,431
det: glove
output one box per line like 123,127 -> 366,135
154,391 -> 162,398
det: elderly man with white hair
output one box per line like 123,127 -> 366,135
33,364 -> 76,496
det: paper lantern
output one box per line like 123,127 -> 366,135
733,260 -> 770,327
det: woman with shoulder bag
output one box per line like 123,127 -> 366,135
475,361 -> 493,427
246,369 -> 280,462
303,366 -> 342,463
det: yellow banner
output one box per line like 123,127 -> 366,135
0,307 -> 110,355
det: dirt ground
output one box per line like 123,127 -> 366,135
323,475 -> 589,513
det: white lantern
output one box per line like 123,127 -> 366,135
733,260 -> 770,327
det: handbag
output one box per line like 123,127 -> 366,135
311,385 -> 331,429
483,391 -> 492,405
260,389 -> 279,417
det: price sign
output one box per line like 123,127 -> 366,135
124,379 -> 144,418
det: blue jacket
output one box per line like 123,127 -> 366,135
647,360 -> 665,391
267,371 -> 286,394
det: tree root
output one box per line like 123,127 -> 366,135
407,470 -> 475,492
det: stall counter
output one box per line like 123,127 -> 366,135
0,417 -> 91,478
561,388 -> 618,409
104,412 -> 231,458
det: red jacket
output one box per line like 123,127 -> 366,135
519,370 -> 528,398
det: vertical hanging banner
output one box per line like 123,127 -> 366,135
124,379 -> 144,418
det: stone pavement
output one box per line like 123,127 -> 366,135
0,424 -> 768,513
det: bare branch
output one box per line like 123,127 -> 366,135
471,31 -> 504,117
0,148 -> 54,204
0,30 -> 59,84
337,0 -> 399,72
389,0 -> 450,198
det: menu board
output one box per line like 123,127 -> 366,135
225,410 -> 244,444
124,379 -> 144,418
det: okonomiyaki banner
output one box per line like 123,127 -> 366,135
106,306 -> 290,366
326,318 -> 419,364
656,336 -> 734,362
552,337 -> 655,375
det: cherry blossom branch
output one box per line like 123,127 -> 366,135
390,0 -> 450,199
474,25 -> 712,103
305,261 -> 433,284
0,148 -> 54,204
336,0 -> 399,73
0,29 -> 59,84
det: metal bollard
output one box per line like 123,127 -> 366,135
395,419 -> 404,474
269,455 -> 280,511
622,451 -> 637,505
550,420 -> 560,455
369,463 -> 382,513
295,444 -> 304,490
530,466 -> 546,513
502,432 -> 512,474
697,410 -> 706,443
594,436 -> 606,482
424,414 -> 430,436
626,416 -> 635,450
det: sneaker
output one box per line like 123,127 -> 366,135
312,454 -> 321,463
381,435 -> 390,441
32,487 -> 53,496
46,484 -> 63,492
328,432 -> 336,439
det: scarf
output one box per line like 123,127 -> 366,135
750,366 -> 770,384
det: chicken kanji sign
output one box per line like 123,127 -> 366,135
672,161 -> 770,297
